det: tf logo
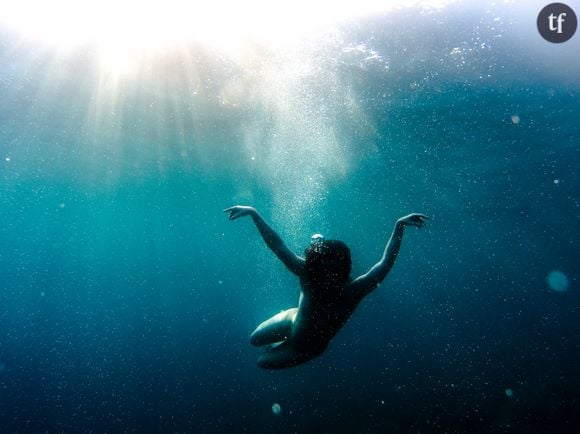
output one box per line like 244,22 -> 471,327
537,3 -> 577,43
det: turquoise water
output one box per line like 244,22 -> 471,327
1,1 -> 579,432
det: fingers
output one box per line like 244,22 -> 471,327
224,206 -> 242,221
223,206 -> 239,221
413,216 -> 428,228
413,214 -> 429,229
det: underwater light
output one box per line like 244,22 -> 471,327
0,0 -> 455,56
0,0 -> 457,75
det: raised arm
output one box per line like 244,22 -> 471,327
223,205 -> 305,276
348,213 -> 428,297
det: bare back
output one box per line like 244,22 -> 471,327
290,275 -> 364,353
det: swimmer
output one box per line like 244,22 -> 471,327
223,205 -> 428,369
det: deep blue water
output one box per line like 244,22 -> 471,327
1,1 -> 579,432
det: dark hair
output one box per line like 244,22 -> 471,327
303,239 -> 352,283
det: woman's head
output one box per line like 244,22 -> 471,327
304,236 -> 352,283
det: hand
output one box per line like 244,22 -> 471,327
397,213 -> 429,228
223,205 -> 256,221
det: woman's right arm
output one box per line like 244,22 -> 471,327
223,205 -> 305,276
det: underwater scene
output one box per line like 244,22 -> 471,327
0,0 -> 579,432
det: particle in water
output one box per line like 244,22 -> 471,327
40,291 -> 45,297
547,270 -> 569,292
218,280 -> 223,285
553,179 -> 560,185
272,403 -> 282,415
5,157 -> 10,162
505,388 -> 514,398
511,115 -> 520,124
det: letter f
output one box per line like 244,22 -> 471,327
557,13 -> 567,33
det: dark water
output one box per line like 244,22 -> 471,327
1,1 -> 579,432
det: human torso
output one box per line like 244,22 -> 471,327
290,275 -> 362,353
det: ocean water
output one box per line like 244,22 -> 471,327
1,1 -> 579,432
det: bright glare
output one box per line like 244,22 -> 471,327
0,0 -> 454,50
0,0 -> 455,74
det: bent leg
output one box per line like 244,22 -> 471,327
250,308 -> 298,347
257,342 -> 321,369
